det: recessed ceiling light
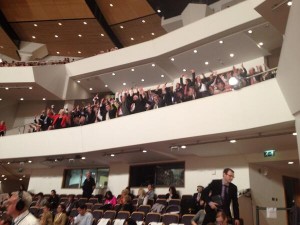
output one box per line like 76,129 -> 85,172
29,87 -> 33,90
288,161 -> 294,165
259,42 -> 264,46
120,25 -> 124,29
230,140 -> 236,143
131,37 -> 134,41
34,24 -> 38,27
193,49 -> 198,53
287,1 -> 292,6
110,3 -> 113,7
42,98 -> 46,101
58,22 -> 62,26
205,61 -> 209,65
28,160 -> 32,163
32,36 -> 36,39
230,53 -> 235,57
54,159 -> 58,162
0,98 -> 2,101
219,40 -> 223,44
171,58 -> 175,61
83,21 -> 87,25
7,162 -> 10,164
89,88 -> 93,91
142,20 -> 146,23
4,178 -> 7,180
105,84 -> 108,87
123,82 -> 126,86
0,46 -> 3,48
152,63 -> 155,67
78,51 -> 81,54
81,156 -> 86,160
20,98 -> 24,101
54,35 -> 58,38
161,74 -> 165,78
56,51 -> 60,54
141,79 -> 145,82
77,80 -> 81,83
5,87 -> 9,90
183,69 -> 186,72
1,175 -> 4,177
19,178 -> 23,181
78,34 -> 82,37
101,33 -> 104,37
142,149 -> 147,153
157,9 -> 161,13
111,153 -> 115,157
23,175 -> 26,178
181,145 -> 187,149
131,68 -> 135,72
112,72 -> 116,76
293,132 -> 297,136
151,32 -> 155,36
248,30 -> 253,34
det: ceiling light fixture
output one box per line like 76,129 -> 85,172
151,33 -> 155,36
141,79 -> 145,82
230,140 -> 236,143
110,3 -> 113,7
259,42 -> 264,46
131,68 -> 135,72
5,87 -> 9,90
0,98 -> 2,101
7,162 -> 10,165
28,160 -> 32,163
83,21 -> 87,25
89,88 -> 93,91
32,36 -> 36,39
56,51 -> 60,54
77,80 -> 81,83
161,74 -> 165,78
219,40 -> 224,44
183,69 -> 187,72
152,63 -> 155,67
142,20 -> 146,23
101,33 -> 104,37
78,34 -> 82,37
142,149 -> 147,153
78,51 -> 81,54
4,178 -> 7,180
171,58 -> 175,61
42,98 -> 46,101
105,84 -> 108,87
123,82 -> 126,86
248,30 -> 253,34
131,37 -> 134,41
110,153 -> 115,157
81,156 -> 86,160
181,145 -> 187,149
293,132 -> 297,136
112,73 -> 116,76
287,1 -> 292,6
288,161 -> 294,164
120,25 -> 124,29
54,35 -> 58,38
205,61 -> 209,65
157,9 -> 161,13
19,178 -> 23,181
34,24 -> 38,27
58,22 -> 62,26
29,87 -> 33,90
193,50 -> 198,53
0,46 -> 3,48
230,53 -> 235,58
20,98 -> 24,101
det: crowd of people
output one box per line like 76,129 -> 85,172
0,58 -> 76,67
24,63 -> 276,134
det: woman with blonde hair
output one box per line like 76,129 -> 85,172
136,188 -> 148,206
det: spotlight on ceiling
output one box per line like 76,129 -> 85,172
230,140 -> 236,143
181,145 -> 187,149
287,1 -> 292,6
142,149 -> 147,153
288,161 -> 294,165
293,132 -> 297,136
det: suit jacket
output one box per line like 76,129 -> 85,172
202,179 -> 239,220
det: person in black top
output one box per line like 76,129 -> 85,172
48,189 -> 60,210
82,171 -> 96,199
166,186 -> 180,202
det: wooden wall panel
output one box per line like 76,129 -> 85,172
11,19 -> 115,58
0,28 -> 19,60
0,0 -> 94,22
96,0 -> 155,25
111,14 -> 166,47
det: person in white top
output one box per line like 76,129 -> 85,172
6,191 -> 39,225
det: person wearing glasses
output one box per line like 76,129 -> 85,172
202,168 -> 240,225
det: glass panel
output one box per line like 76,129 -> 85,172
63,169 -> 82,188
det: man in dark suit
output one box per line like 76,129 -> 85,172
192,185 -> 204,213
202,168 -> 240,225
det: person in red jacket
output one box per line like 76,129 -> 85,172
0,121 -> 7,136
52,109 -> 68,129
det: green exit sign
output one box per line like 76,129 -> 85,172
264,150 -> 276,157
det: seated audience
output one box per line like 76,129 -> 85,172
191,209 -> 206,225
65,195 -> 77,216
118,189 -> 131,205
136,188 -> 148,207
70,204 -> 93,225
215,211 -> 232,225
193,185 -> 205,212
40,203 -> 53,225
103,191 -> 117,209
146,184 -> 155,200
0,214 -> 12,225
48,190 -> 60,210
53,204 -> 68,225
165,186 -> 180,202
35,192 -> 48,208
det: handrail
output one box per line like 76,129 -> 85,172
246,67 -> 277,79
255,206 -> 290,225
